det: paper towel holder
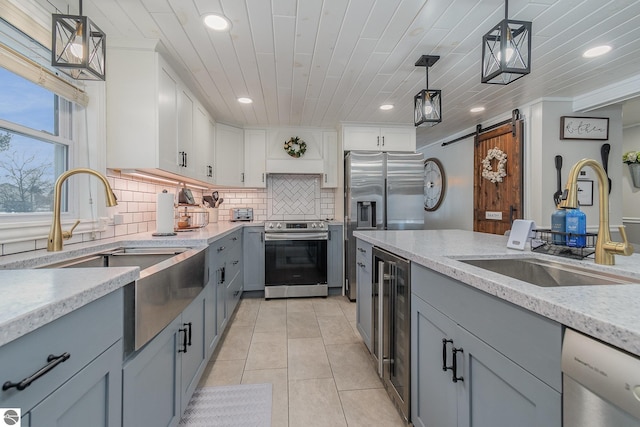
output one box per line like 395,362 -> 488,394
153,189 -> 177,237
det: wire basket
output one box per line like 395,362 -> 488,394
531,229 -> 597,260
174,207 -> 209,231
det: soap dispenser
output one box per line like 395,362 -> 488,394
551,206 -> 566,245
565,206 -> 587,247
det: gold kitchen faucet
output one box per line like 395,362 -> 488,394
559,158 -> 633,265
47,168 -> 118,251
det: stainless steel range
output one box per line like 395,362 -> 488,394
264,220 -> 328,299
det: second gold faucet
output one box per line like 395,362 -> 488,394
559,158 -> 633,265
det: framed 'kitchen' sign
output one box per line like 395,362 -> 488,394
560,116 -> 609,140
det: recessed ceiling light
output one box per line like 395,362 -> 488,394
238,97 -> 253,104
203,13 -> 231,31
470,107 -> 485,113
583,45 -> 612,58
379,104 -> 394,110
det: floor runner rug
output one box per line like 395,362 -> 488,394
178,383 -> 272,426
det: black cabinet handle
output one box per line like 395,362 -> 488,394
377,136 -> 380,146
382,136 -> 385,146
3,352 -> 70,392
179,327 -> 188,353
452,347 -> 464,383
185,322 -> 192,347
232,237 -> 238,241
184,152 -> 188,168
442,339 -> 453,372
220,266 -> 226,284
217,246 -> 225,253
232,260 -> 239,265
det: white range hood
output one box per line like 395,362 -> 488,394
264,129 -> 326,174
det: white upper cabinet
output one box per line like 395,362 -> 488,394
177,89 -> 195,175
244,129 -> 267,188
342,125 -> 416,152
215,123 -> 245,187
107,46 -> 216,184
107,48 -> 179,173
322,131 -> 338,188
193,104 -> 215,183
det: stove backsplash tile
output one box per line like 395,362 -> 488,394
267,174 -> 323,220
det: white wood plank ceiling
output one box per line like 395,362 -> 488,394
34,0 -> 640,146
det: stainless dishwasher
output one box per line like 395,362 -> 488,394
372,247 -> 410,422
562,329 -> 640,426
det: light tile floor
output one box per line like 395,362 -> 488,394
199,295 -> 407,427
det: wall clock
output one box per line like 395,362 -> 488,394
424,157 -> 445,211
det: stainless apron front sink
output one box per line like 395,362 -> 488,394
40,246 -> 208,356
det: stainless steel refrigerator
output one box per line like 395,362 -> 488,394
344,151 -> 424,301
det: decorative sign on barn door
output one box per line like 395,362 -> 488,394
474,116 -> 524,235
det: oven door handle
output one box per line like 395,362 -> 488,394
264,232 -> 328,241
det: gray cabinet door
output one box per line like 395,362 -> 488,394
243,227 -> 265,291
29,341 -> 123,427
457,326 -> 561,427
180,292 -> 207,414
205,281 -> 219,358
216,275 -> 228,332
327,225 -> 343,288
411,295 -> 458,427
355,239 -> 373,351
122,316 -> 181,427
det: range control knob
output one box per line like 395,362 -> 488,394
267,223 -> 274,229
276,223 -> 282,229
319,222 -> 325,228
311,223 -> 317,228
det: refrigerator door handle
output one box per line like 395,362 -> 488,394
377,259 -> 385,377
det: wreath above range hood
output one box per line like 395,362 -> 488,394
265,129 -> 330,174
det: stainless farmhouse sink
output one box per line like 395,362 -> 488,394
40,246 -> 208,356
459,257 -> 637,287
41,246 -> 190,269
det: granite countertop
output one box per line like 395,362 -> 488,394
354,229 -> 640,356
0,221 -> 247,347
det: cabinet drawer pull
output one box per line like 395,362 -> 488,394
357,247 -> 366,253
442,339 -> 453,372
3,352 -> 71,392
452,347 -> 464,383
232,260 -> 239,265
179,327 -> 188,353
217,246 -> 226,252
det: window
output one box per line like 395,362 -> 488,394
0,67 -> 71,214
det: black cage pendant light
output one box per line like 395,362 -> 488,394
481,0 -> 531,85
52,0 -> 106,81
414,55 -> 441,127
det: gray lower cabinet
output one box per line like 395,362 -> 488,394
411,264 -> 562,427
328,224 -> 343,288
355,238 -> 373,351
210,229 -> 242,336
29,341 -> 123,426
243,226 -> 264,291
122,291 -> 206,427
0,289 -> 123,427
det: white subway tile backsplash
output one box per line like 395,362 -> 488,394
0,170 -> 337,258
3,240 -> 36,255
